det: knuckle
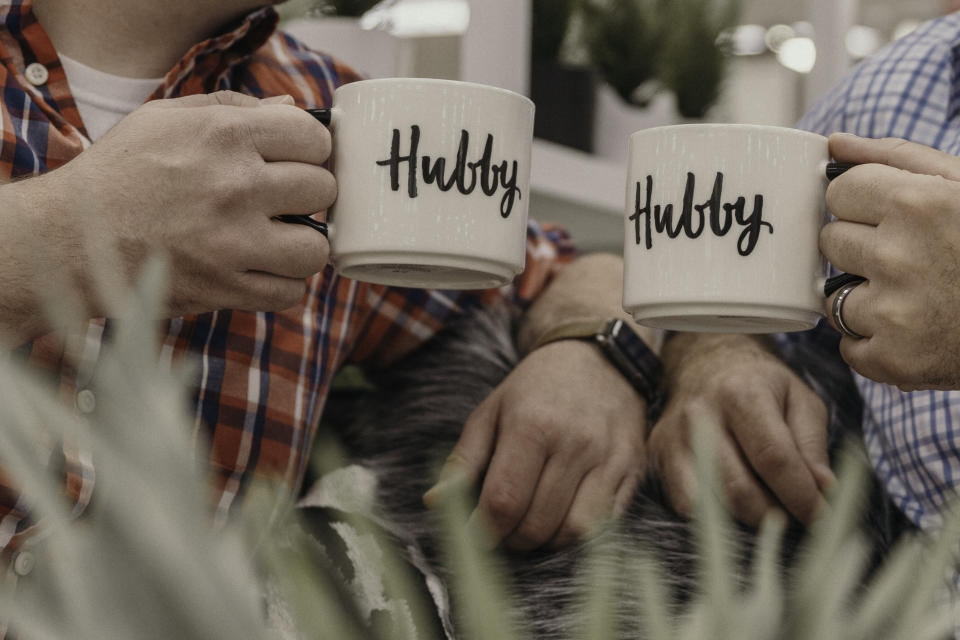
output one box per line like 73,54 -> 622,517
511,518 -> 552,549
871,238 -> 907,273
212,164 -> 261,212
563,426 -> 599,457
203,109 -> 248,149
557,516 -> 593,545
208,176 -> 245,213
209,90 -> 234,104
751,440 -> 792,477
890,181 -> 928,213
718,382 -> 766,418
711,369 -> 758,398
511,413 -> 555,450
482,486 -> 523,527
723,476 -> 759,519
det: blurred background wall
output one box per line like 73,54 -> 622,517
279,0 -> 952,252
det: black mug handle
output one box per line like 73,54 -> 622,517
825,162 -> 857,181
273,108 -> 336,236
822,162 -> 864,296
276,214 -> 328,237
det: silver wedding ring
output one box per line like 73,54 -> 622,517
831,281 -> 866,339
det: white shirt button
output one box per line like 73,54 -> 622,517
76,389 -> 97,414
24,62 -> 49,87
13,551 -> 35,577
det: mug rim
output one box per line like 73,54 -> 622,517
628,123 -> 827,143
335,77 -> 535,109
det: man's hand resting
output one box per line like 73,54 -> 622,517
650,334 -> 833,528
424,339 -> 646,550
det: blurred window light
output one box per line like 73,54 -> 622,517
845,25 -> 885,59
893,20 -> 922,41
728,24 -> 767,56
777,37 -> 816,74
359,0 -> 470,37
765,24 -> 796,53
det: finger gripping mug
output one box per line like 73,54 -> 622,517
622,124 -> 830,333
316,78 -> 535,290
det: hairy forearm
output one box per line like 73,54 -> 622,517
661,332 -> 778,381
0,174 -> 84,346
517,253 -> 660,354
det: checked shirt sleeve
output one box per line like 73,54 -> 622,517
347,220 -> 575,369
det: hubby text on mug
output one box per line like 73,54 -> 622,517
622,124 -> 830,334
320,78 -> 534,290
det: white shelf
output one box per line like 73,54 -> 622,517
529,139 -> 626,254
531,139 -> 625,215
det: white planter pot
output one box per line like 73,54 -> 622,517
592,82 -> 677,163
282,17 -> 401,79
282,17 -> 462,80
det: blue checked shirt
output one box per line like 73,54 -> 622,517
799,12 -> 960,531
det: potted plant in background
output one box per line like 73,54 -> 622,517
661,0 -> 741,121
582,0 -> 676,161
530,0 -> 598,153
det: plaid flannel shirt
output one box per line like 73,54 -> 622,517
0,1 -> 574,552
798,12 -> 960,531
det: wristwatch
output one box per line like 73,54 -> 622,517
530,318 -> 662,407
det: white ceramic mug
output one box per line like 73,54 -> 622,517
622,124 -> 830,333
314,78 -> 535,289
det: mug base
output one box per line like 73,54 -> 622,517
626,302 -> 820,333
335,252 -> 519,290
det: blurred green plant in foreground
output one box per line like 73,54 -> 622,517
0,259 -> 958,640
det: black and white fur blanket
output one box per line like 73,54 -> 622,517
290,304 -> 911,640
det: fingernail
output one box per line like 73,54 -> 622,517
422,483 -> 443,509
814,463 -> 836,492
830,132 -> 860,141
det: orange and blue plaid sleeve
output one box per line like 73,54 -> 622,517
348,218 -> 576,368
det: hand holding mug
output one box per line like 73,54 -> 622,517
821,133 -> 960,390
47,90 -> 334,318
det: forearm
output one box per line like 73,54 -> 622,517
661,332 -> 779,380
517,252 -> 659,354
0,174 -> 84,346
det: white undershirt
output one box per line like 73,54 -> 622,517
58,53 -> 164,142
